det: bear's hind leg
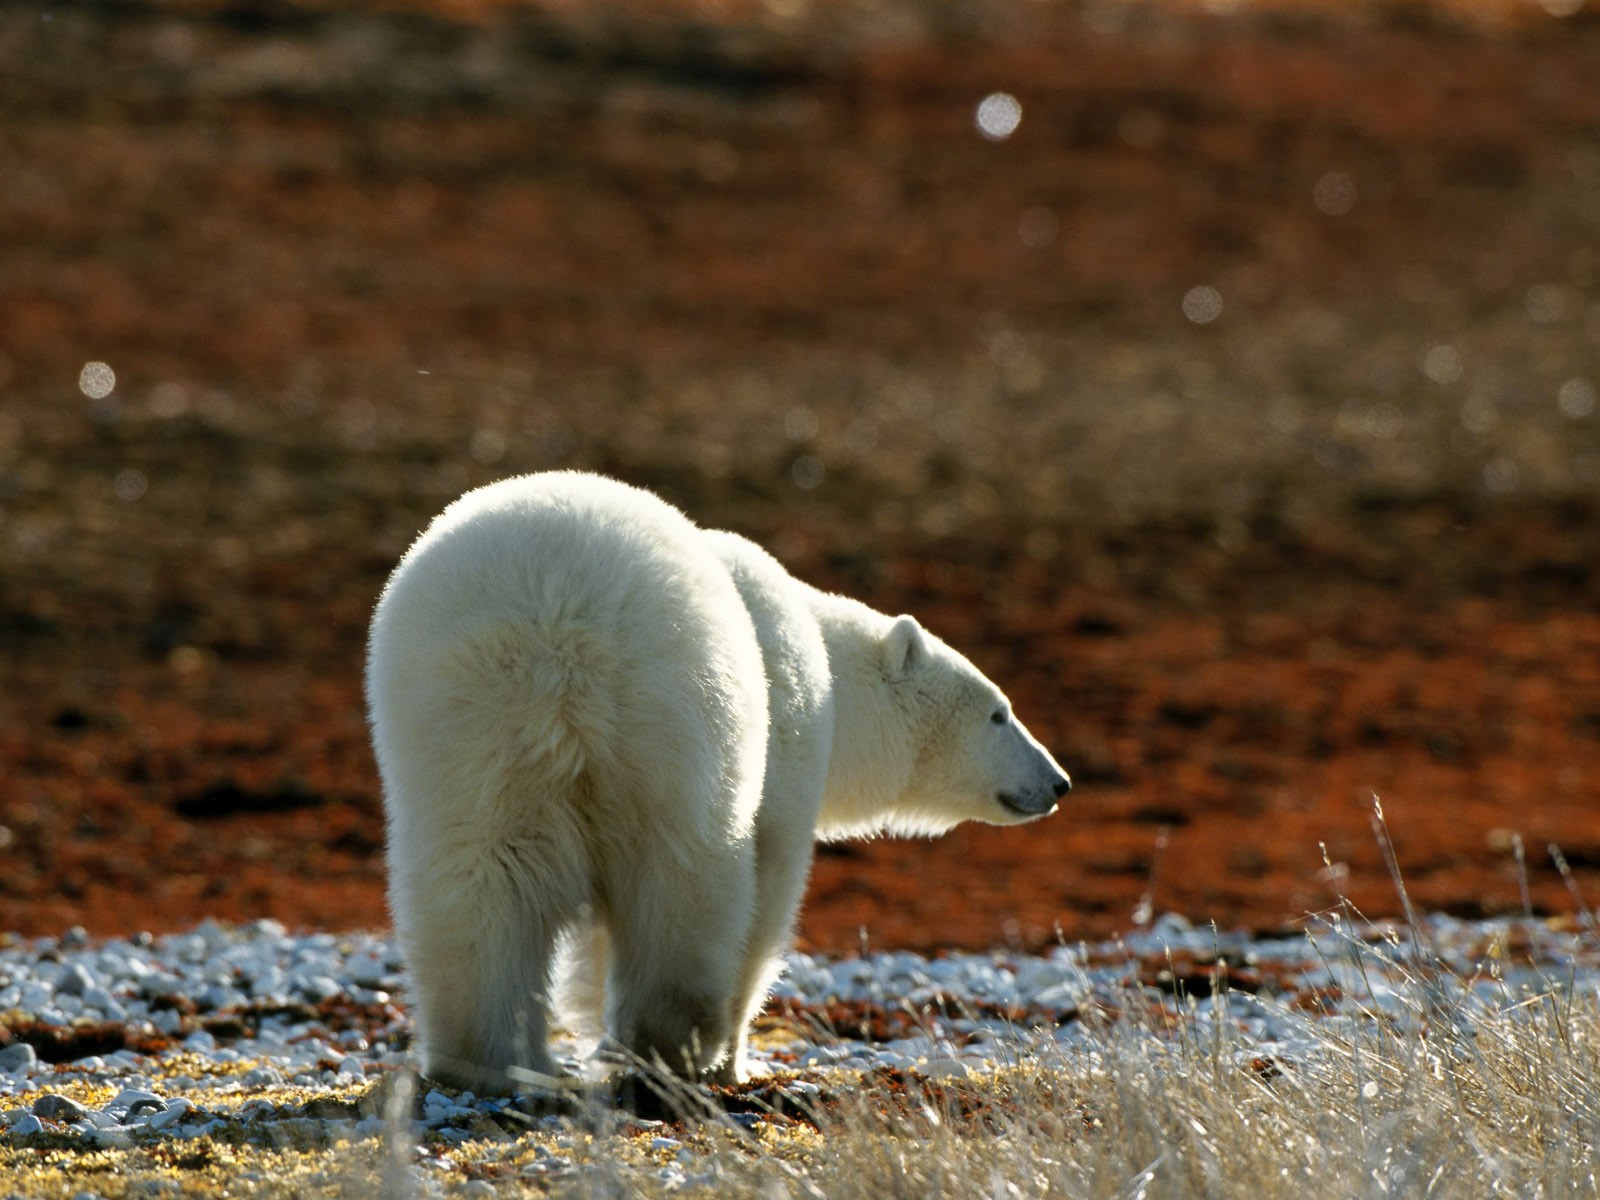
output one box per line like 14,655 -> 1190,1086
601,846 -> 754,1079
401,849 -> 576,1094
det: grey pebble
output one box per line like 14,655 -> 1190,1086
33,1094 -> 89,1121
124,1098 -> 168,1122
0,1043 -> 37,1075
111,1088 -> 164,1110
8,1113 -> 44,1137
145,1100 -> 193,1132
55,962 -> 96,997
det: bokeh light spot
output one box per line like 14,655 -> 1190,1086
1557,378 -> 1595,419
791,455 -> 824,489
1118,108 -> 1164,151
1525,283 -> 1565,324
1483,457 -> 1520,494
149,382 -> 189,420
975,93 -> 1022,141
1182,286 -> 1223,324
79,361 -> 116,399
1421,344 -> 1463,384
114,468 -> 148,502
784,406 -> 819,441
470,428 -> 507,465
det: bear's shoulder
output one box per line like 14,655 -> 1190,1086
702,530 -> 832,719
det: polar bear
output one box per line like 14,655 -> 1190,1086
367,471 -> 1069,1093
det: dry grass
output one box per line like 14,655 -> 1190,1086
8,912 -> 1600,1198
605,957 -> 1600,1199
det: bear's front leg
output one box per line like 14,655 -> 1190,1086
714,803 -> 820,1086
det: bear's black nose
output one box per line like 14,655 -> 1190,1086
1052,774 -> 1072,799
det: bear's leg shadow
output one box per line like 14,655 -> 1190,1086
600,839 -> 755,1079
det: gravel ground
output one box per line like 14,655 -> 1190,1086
3,911 -> 1597,1167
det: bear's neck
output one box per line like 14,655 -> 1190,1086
812,593 -> 916,840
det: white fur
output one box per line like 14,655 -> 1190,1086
367,471 -> 1069,1092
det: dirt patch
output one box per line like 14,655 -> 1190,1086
2,0 -> 1599,950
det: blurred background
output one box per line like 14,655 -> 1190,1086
2,0 -> 1598,950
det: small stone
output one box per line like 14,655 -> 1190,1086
922,1058 -> 970,1079
9,1113 -> 44,1136
145,1099 -> 193,1132
338,1056 -> 364,1078
297,975 -> 341,1002
82,987 -> 124,1018
55,963 -> 96,997
123,1099 -> 168,1124
0,1043 -> 38,1075
110,1088 -> 164,1111
18,981 -> 52,1011
33,1094 -> 89,1122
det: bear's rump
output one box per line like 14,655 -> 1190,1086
373,485 -> 769,863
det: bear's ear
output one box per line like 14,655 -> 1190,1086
882,615 -> 926,682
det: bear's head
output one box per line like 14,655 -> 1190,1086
872,614 -> 1070,836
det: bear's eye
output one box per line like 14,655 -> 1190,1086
990,709 -> 1007,726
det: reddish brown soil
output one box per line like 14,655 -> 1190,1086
3,0 -> 1599,952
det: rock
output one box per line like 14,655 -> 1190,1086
145,1100 -> 193,1132
32,1094 -> 89,1122
0,1043 -> 38,1075
110,1088 -> 164,1112
9,1113 -> 44,1137
82,986 -> 124,1018
240,1065 -> 282,1088
54,963 -> 96,997
922,1057 -> 970,1079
